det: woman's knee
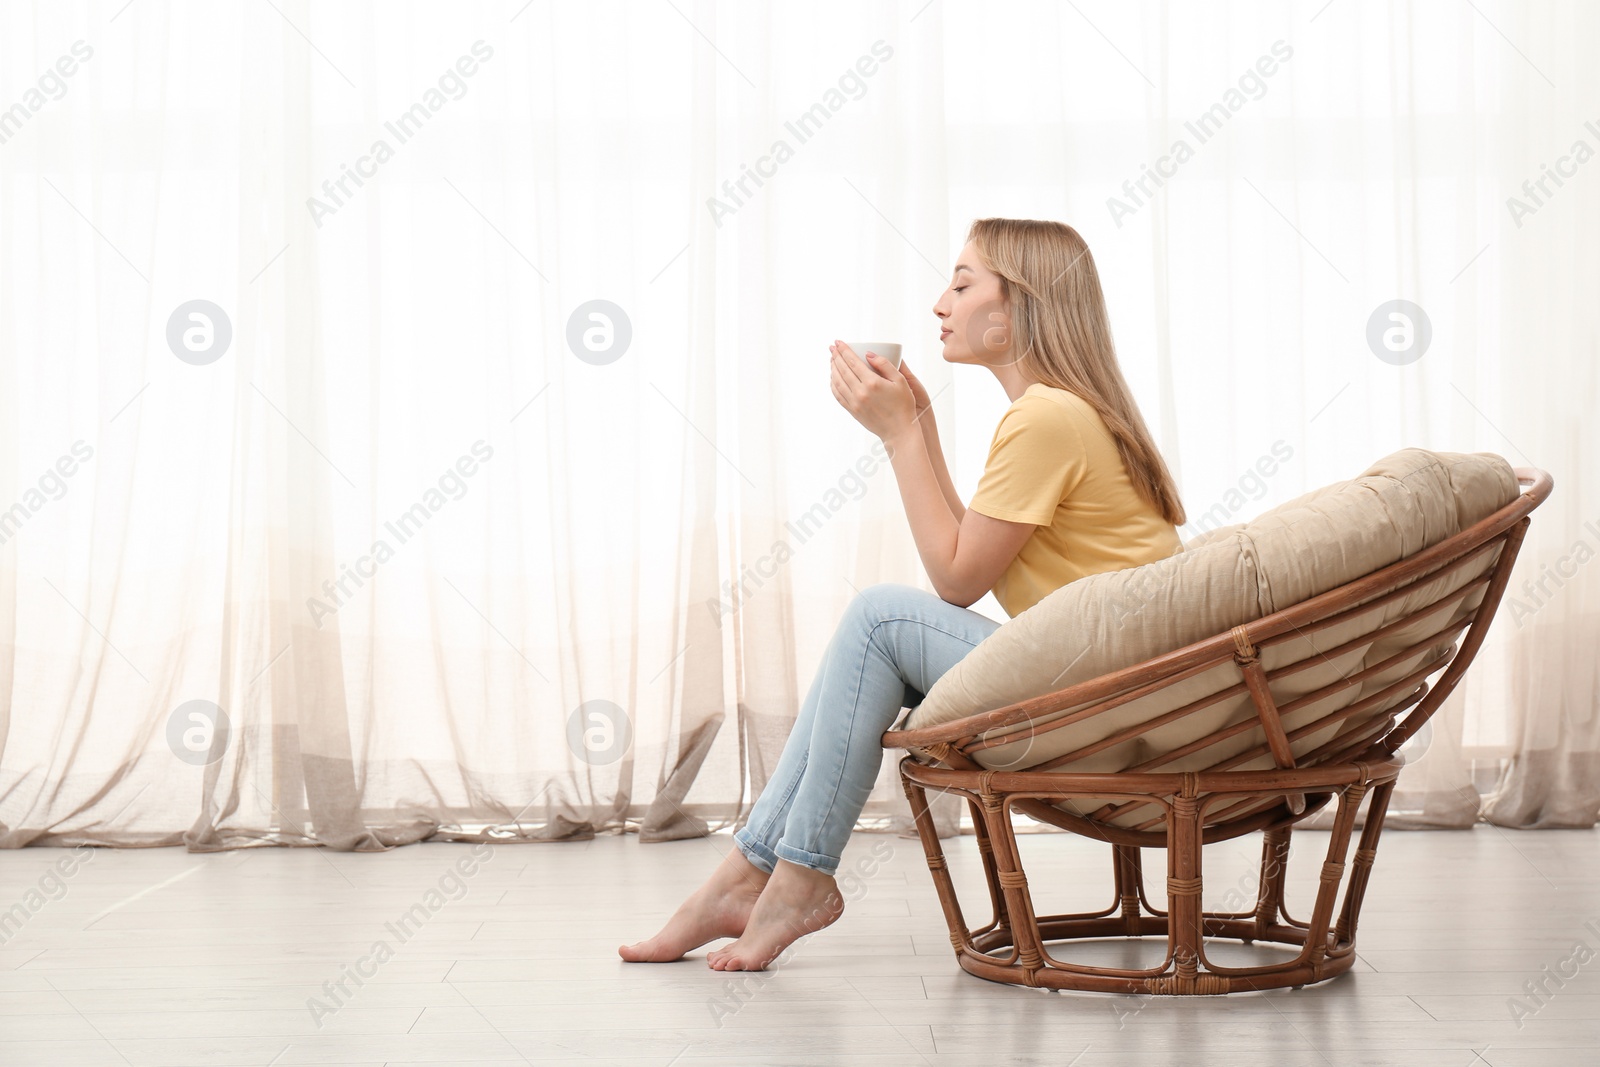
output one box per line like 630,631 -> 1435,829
835,584 -> 947,661
844,582 -> 925,625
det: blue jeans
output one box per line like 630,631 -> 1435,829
732,582 -> 1002,877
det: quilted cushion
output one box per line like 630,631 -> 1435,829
894,449 -> 1518,825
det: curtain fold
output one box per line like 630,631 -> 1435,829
1,0 -> 1596,851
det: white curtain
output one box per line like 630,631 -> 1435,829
1,0 -> 1595,851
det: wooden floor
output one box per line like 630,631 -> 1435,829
1,824 -> 1597,1065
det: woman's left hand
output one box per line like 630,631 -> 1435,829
829,340 -> 917,442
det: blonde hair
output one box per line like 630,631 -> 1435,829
966,217 -> 1186,527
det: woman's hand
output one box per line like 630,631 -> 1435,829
829,340 -> 917,443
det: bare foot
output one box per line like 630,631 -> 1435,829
705,859 -> 844,971
618,846 -> 770,962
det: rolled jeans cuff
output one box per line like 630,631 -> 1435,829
732,827 -> 778,874
772,840 -> 840,877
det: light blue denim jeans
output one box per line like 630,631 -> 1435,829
732,581 -> 1002,877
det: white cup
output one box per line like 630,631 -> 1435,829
846,342 -> 901,369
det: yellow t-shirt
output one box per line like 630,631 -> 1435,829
967,383 -> 1182,618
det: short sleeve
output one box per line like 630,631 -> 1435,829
967,395 -> 1088,525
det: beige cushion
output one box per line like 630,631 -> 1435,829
895,449 -> 1519,827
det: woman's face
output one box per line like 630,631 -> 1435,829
933,239 -> 1012,367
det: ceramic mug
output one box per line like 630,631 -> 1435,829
846,342 -> 902,369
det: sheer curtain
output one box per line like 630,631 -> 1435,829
1,0 -> 1595,851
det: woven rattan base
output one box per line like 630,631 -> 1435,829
900,760 -> 1395,994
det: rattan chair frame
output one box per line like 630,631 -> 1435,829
881,468 -> 1552,994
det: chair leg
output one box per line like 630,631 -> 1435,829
1336,780 -> 1395,948
1302,781 -> 1368,972
897,766 -> 975,958
969,796 -> 1010,933
1113,845 -> 1144,935
1252,826 -> 1293,939
975,779 -> 1048,984
1161,786 -> 1210,992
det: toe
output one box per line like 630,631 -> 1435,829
621,938 -> 672,963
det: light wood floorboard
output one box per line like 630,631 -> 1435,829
1,826 -> 1596,1065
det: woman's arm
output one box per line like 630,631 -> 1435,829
917,409 -> 966,524
883,425 -> 1036,607
831,343 -> 1033,607
899,361 -> 965,523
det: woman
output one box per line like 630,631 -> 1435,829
619,217 -> 1186,971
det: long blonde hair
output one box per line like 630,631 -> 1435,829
966,217 -> 1186,527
